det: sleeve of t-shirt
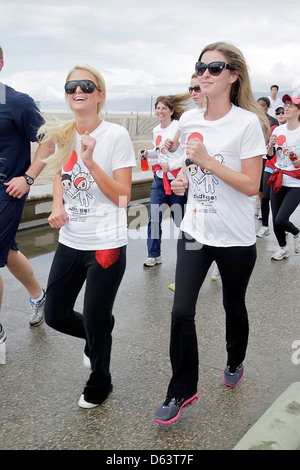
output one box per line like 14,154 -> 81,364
111,127 -> 137,171
240,114 -> 267,160
14,95 -> 45,143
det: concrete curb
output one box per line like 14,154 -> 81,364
233,382 -> 300,450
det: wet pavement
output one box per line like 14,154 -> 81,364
0,203 -> 299,451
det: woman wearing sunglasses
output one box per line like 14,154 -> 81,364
267,94 -> 300,260
154,42 -> 269,425
39,64 -> 136,408
166,73 -> 220,285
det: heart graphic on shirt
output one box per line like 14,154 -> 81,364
63,150 -> 78,172
187,132 -> 204,143
155,135 -> 162,146
95,248 -> 120,269
277,135 -> 286,146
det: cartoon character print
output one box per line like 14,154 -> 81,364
275,135 -> 298,168
185,132 -> 224,194
72,163 -> 94,207
61,150 -> 94,207
185,158 -> 203,191
61,174 -> 72,196
185,155 -> 224,194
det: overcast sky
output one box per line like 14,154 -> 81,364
1,0 -> 299,112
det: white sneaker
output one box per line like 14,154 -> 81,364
211,263 -> 220,281
294,234 -> 300,254
78,394 -> 99,409
168,283 -> 175,292
143,256 -> 162,267
29,288 -> 46,327
256,226 -> 270,238
271,246 -> 289,261
83,352 -> 91,369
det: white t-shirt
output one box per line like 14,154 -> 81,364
268,96 -> 284,118
180,105 -> 267,247
272,123 -> 300,187
58,120 -> 136,250
179,107 -> 205,150
149,120 -> 185,178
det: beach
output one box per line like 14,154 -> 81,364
32,112 -> 156,186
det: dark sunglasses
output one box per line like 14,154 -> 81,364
276,110 -> 284,115
188,85 -> 201,94
195,61 -> 234,77
64,80 -> 101,94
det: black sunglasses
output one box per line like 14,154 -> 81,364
188,85 -> 201,94
65,80 -> 101,94
276,109 -> 284,115
195,61 -> 234,77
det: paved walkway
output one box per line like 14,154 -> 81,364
0,206 -> 299,450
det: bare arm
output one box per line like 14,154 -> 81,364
187,138 -> 262,197
170,163 -> 188,196
267,133 -> 277,158
48,171 -> 66,229
87,163 -> 132,207
4,138 -> 55,198
292,155 -> 300,168
164,130 -> 181,153
81,131 -> 132,207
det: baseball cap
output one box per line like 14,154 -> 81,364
282,94 -> 300,105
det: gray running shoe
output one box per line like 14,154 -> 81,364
223,363 -> 244,387
154,392 -> 199,424
271,247 -> 289,261
0,323 -> 6,344
29,289 -> 46,327
143,256 -> 162,267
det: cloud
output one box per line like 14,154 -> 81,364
1,0 -> 299,111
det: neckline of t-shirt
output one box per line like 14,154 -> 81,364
159,120 -> 178,130
76,120 -> 106,137
202,104 -> 234,124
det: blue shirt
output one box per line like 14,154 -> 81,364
0,84 -> 44,200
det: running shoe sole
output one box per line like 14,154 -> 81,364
29,318 -> 45,327
154,392 -> 199,425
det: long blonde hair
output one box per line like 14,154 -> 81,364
39,64 -> 106,170
199,42 -> 270,142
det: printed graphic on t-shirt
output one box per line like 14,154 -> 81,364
61,150 -> 94,222
275,135 -> 298,169
155,135 -> 167,163
185,132 -> 224,215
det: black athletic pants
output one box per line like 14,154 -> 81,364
167,232 -> 256,399
44,242 -> 126,403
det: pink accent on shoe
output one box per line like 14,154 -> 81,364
154,392 -> 199,425
222,368 -> 244,387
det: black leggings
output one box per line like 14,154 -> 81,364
261,171 -> 273,227
44,243 -> 126,403
167,232 -> 256,398
270,186 -> 300,247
